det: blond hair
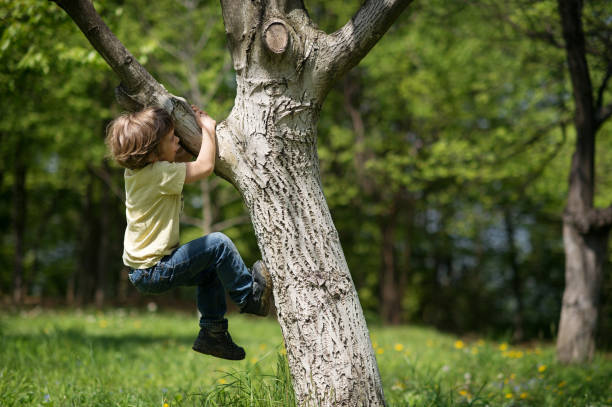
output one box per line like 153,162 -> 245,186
105,107 -> 174,170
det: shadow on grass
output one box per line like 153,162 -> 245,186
1,326 -> 197,351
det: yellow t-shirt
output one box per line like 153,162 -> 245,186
122,161 -> 187,269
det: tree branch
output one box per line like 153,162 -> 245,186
52,0 -> 205,159
595,61 -> 611,111
596,102 -> 612,128
88,163 -> 125,203
314,0 -> 413,97
212,216 -> 250,232
564,205 -> 612,234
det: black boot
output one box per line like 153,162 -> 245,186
192,326 -> 245,361
240,260 -> 272,317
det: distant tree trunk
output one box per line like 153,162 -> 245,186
95,165 -> 111,307
75,175 -> 97,305
380,201 -> 405,325
556,0 -> 612,363
12,139 -> 27,305
504,209 -> 525,343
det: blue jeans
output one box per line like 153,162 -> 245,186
128,232 -> 253,329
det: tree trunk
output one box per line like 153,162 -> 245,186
504,209 -> 524,343
76,175 -> 97,306
218,74 -> 385,404
12,139 -> 27,305
380,205 -> 402,325
557,223 -> 608,362
556,0 -> 612,363
95,165 -> 111,308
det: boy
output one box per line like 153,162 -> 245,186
106,105 -> 271,361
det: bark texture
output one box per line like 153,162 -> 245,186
556,0 -> 612,364
54,0 -> 413,404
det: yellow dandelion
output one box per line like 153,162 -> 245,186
520,393 -> 528,399
377,348 -> 384,355
280,348 -> 287,355
99,320 -> 108,328
133,320 -> 142,329
394,343 -> 404,352
505,393 -> 513,399
454,340 -> 465,349
426,340 -> 433,347
558,381 -> 566,388
392,381 -> 405,391
499,343 -> 508,351
510,373 -> 516,380
163,403 -> 169,407
372,342 -> 379,349
471,347 -> 479,355
218,378 -> 227,385
259,343 -> 267,351
477,339 -> 485,346
538,365 -> 547,373
250,357 -> 259,363
459,390 -> 468,397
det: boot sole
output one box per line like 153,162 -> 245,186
192,345 -> 245,361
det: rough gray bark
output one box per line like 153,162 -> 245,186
556,0 -> 612,364
53,0 -> 413,404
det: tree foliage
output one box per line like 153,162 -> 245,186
0,0 -> 611,347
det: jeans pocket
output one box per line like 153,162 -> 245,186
132,264 -> 173,295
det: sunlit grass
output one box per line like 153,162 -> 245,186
1,309 -> 610,406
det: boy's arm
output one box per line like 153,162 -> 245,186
185,105 -> 216,184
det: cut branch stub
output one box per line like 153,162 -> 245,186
263,19 -> 290,54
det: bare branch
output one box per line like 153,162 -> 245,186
595,62 -> 612,110
597,102 -> 612,127
314,0 -> 413,97
212,216 -> 250,232
88,163 -> 125,203
180,214 -> 204,229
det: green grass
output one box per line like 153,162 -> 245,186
0,309 -> 610,406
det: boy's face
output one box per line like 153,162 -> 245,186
156,128 -> 180,163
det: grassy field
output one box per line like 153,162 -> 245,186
1,308 -> 611,406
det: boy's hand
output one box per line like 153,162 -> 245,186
191,105 -> 216,136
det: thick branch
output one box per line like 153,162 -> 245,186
314,0 -> 413,97
52,0 -> 213,172
564,206 -> 612,234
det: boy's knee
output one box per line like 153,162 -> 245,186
209,232 -> 233,249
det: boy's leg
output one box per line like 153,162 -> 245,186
168,232 -> 253,312
164,232 -> 271,360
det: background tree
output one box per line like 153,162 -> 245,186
555,0 -> 612,364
